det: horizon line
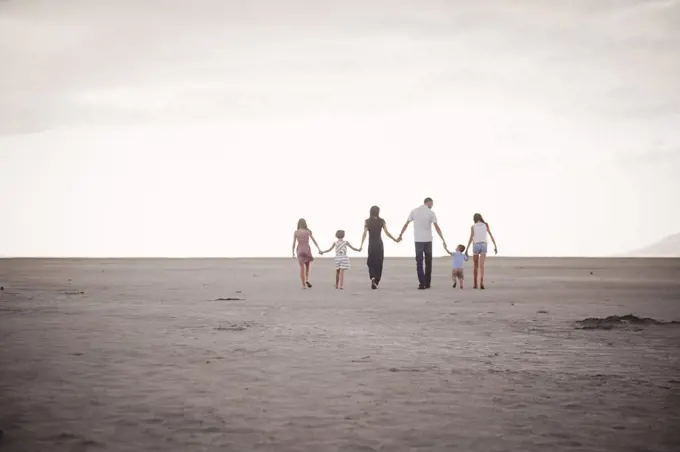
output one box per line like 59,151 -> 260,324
1,256 -> 677,260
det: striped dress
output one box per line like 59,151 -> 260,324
334,240 -> 351,270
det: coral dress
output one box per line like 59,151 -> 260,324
296,229 -> 314,265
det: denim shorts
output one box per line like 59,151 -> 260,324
473,242 -> 488,255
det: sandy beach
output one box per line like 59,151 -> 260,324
1,257 -> 679,452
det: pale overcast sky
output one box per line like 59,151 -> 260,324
1,0 -> 679,257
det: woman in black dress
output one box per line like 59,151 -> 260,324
360,206 -> 399,289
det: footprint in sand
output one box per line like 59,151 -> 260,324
577,314 -> 680,330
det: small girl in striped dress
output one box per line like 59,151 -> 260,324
320,230 -> 361,290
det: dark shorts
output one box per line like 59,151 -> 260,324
452,268 -> 464,279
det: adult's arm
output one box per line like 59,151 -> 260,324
398,222 -> 409,240
431,211 -> 446,248
398,210 -> 414,241
382,221 -> 398,242
309,231 -> 322,253
291,231 -> 297,257
487,224 -> 498,255
465,226 -> 474,256
433,223 -> 447,248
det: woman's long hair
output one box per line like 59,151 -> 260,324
366,206 -> 383,227
297,218 -> 308,230
473,213 -> 486,225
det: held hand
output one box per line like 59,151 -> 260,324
319,251 -> 324,256
442,241 -> 447,249
494,247 -> 498,255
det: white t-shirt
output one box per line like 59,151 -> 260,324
407,205 -> 438,242
473,222 -> 488,243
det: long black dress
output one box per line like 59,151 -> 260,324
365,217 -> 385,284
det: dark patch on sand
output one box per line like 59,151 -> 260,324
214,297 -> 245,301
53,432 -> 79,440
64,291 -> 84,295
577,314 -> 680,330
351,356 -> 371,363
388,365 -> 439,373
215,321 -> 256,331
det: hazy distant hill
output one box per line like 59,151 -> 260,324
623,233 -> 680,257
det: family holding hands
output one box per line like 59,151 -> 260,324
292,198 -> 498,291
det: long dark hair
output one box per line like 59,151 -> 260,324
473,213 -> 486,225
366,205 -> 383,227
297,218 -> 308,230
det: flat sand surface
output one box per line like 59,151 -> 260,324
1,257 -> 679,452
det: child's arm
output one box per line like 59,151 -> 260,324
487,224 -> 498,255
291,231 -> 297,257
443,245 -> 453,255
309,231 -> 322,253
347,242 -> 361,252
466,226 -> 474,255
320,243 -> 335,255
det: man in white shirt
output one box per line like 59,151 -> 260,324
398,197 -> 447,289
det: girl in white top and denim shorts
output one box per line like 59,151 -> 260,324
466,213 -> 498,290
